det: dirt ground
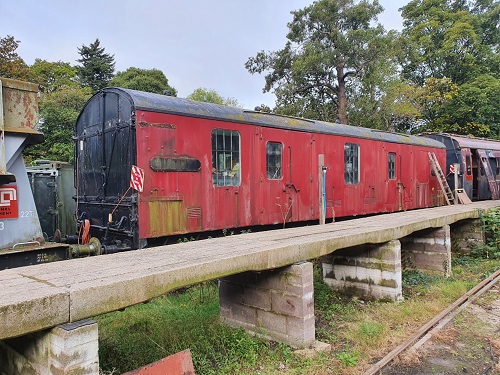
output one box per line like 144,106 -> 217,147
380,283 -> 500,375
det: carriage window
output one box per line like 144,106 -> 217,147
344,143 -> 360,184
212,129 -> 240,186
266,142 -> 282,179
388,153 -> 396,180
465,151 -> 472,176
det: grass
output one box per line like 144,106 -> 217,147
95,255 -> 499,375
97,282 -> 275,374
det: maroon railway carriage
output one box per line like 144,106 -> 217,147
421,133 -> 500,201
75,88 -> 446,252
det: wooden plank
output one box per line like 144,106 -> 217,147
456,189 -> 472,204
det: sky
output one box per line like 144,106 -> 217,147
1,0 -> 408,110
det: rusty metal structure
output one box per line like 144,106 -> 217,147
0,78 -> 47,254
0,78 -> 83,269
75,87 -> 447,253
0,78 -> 42,182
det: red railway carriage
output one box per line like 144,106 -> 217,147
75,88 -> 446,252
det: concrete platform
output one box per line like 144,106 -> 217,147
1,200 -> 498,341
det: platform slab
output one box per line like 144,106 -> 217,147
0,201 -> 498,340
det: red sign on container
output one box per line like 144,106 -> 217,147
130,165 -> 145,192
0,185 -> 18,219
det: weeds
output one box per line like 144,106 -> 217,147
475,208 -> 500,259
176,236 -> 195,243
402,269 -> 441,287
358,321 -> 385,340
336,349 -> 359,366
222,228 -> 251,236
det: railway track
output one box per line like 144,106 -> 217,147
364,268 -> 500,375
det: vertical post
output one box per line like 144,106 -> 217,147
318,154 -> 325,225
454,163 -> 460,204
0,80 -> 7,176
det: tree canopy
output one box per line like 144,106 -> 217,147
187,88 -> 240,107
0,35 -> 30,80
24,86 -> 92,163
244,0 -> 499,137
398,0 -> 500,137
76,39 -> 115,93
246,0 -> 393,124
29,59 -> 79,93
109,67 -> 177,95
399,0 -> 500,86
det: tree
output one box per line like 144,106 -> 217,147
349,77 -> 421,132
398,0 -> 499,136
415,78 -> 459,126
399,0 -> 500,85
24,86 -> 92,164
427,75 -> 500,137
378,81 -> 423,133
0,35 -> 30,80
346,37 -> 404,131
246,0 -> 392,124
76,39 -> 115,93
187,88 -> 240,107
109,67 -> 177,95
29,59 -> 79,93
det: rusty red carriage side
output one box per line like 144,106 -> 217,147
75,88 -> 446,252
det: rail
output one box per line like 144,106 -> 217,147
364,268 -> 500,375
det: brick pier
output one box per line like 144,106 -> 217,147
219,262 -> 315,348
321,240 -> 403,301
0,320 -> 98,375
401,225 -> 452,276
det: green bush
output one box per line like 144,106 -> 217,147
477,209 -> 500,259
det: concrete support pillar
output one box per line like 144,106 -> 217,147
219,262 -> 315,348
401,225 -> 452,277
0,320 -> 99,375
450,219 -> 484,255
321,240 -> 403,302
